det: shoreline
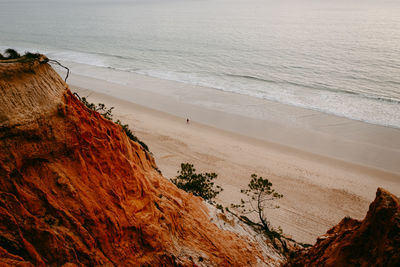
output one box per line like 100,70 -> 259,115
66,70 -> 400,244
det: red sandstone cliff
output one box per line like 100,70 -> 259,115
0,57 -> 283,266
286,188 -> 400,266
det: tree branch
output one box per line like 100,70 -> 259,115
48,59 -> 70,82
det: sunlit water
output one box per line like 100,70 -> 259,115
1,0 -> 399,127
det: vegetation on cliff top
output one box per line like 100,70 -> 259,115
0,48 -> 41,61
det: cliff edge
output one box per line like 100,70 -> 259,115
0,57 -> 283,266
286,187 -> 400,266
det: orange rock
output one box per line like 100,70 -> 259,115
286,188 -> 400,266
0,57 -> 281,266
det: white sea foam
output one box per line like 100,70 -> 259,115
47,51 -> 109,69
134,69 -> 400,128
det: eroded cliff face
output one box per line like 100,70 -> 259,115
286,188 -> 400,267
0,58 -> 283,266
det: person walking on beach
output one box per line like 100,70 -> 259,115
186,118 -> 190,124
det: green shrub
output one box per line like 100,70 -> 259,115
4,48 -> 21,59
24,52 -> 41,59
170,163 -> 222,202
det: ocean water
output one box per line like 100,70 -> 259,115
1,0 -> 400,128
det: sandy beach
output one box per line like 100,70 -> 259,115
66,68 -> 400,244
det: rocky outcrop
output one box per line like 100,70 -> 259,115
0,57 -> 283,266
286,188 -> 400,266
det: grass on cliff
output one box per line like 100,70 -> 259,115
73,93 -> 150,152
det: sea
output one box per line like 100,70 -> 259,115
1,0 -> 400,128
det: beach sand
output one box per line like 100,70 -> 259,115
65,68 -> 400,244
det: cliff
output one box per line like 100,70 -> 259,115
286,188 -> 400,266
0,57 -> 283,266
